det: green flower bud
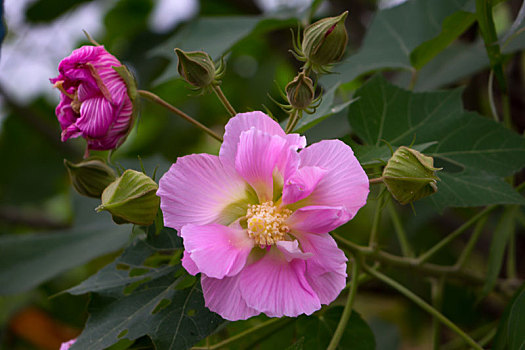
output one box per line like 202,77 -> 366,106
382,146 -> 441,205
64,158 -> 117,198
302,11 -> 349,69
96,169 -> 160,226
175,48 -> 216,88
285,72 -> 315,110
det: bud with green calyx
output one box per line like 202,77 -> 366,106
286,72 -> 315,110
64,158 -> 117,198
297,11 -> 348,73
175,48 -> 223,90
382,146 -> 441,205
96,169 -> 160,225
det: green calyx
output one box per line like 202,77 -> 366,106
286,72 -> 315,110
382,146 -> 441,205
64,158 -> 117,198
300,11 -> 349,72
96,169 -> 160,226
175,48 -> 221,89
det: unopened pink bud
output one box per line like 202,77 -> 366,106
50,45 -> 135,153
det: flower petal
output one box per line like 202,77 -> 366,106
298,140 -> 369,218
220,111 -> 305,166
181,224 -> 253,279
157,154 -> 253,231
235,128 -> 293,202
239,248 -> 320,317
295,232 -> 347,304
276,240 -> 313,261
201,275 -> 260,321
282,166 -> 326,205
181,251 -> 199,276
76,96 -> 115,138
287,205 -> 350,234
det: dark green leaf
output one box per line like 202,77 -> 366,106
0,223 -> 131,295
347,75 -> 525,209
322,0 -> 472,87
410,11 -> 476,69
69,227 -> 224,350
481,205 -> 519,298
494,283 -> 525,350
293,84 -> 357,133
297,307 -> 375,350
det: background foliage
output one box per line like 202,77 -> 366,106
0,0 -> 524,349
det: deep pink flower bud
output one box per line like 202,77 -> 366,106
50,45 -> 134,153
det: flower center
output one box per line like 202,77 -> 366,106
246,201 -> 292,246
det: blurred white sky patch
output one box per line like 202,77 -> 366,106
255,0 -> 313,13
148,0 -> 198,33
379,0 -> 408,9
0,0 -> 106,109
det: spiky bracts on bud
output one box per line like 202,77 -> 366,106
291,11 -> 349,74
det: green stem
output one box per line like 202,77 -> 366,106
506,228 -> 517,280
408,68 -> 419,90
363,266 -> 483,350
502,92 -> 512,129
455,215 -> 489,269
368,176 -> 384,185
431,277 -> 445,350
192,318 -> 291,350
388,202 -> 413,257
327,256 -> 360,350
368,195 -> 385,250
285,110 -> 300,133
417,205 -> 497,264
212,85 -> 237,117
334,234 -> 486,286
138,90 -> 223,142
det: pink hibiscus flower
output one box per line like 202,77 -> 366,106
60,339 -> 76,350
50,45 -> 133,152
157,111 -> 369,320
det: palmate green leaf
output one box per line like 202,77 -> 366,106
348,75 -> 525,209
152,16 -> 296,85
322,0 -> 473,87
296,307 -> 375,350
69,227 -> 224,350
0,223 -> 131,295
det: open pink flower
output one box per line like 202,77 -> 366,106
157,112 -> 369,320
60,339 -> 76,350
50,45 -> 133,152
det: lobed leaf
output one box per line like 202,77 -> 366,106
69,227 -> 224,350
348,75 -> 525,209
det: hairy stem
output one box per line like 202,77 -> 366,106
368,176 -> 384,184
327,256 -> 360,350
138,90 -> 223,142
363,265 -> 483,350
212,85 -> 237,117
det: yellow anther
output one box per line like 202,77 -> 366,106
246,201 -> 292,246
